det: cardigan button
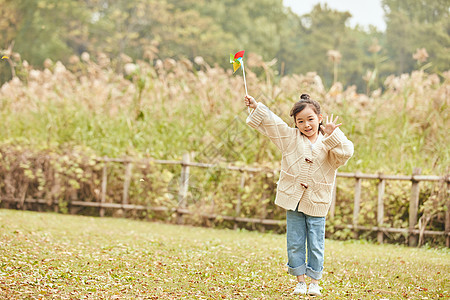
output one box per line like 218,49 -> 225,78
300,183 -> 308,189
305,158 -> 313,163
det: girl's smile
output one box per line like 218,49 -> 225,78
295,107 -> 323,142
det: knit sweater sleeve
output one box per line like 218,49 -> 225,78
322,128 -> 354,168
246,102 -> 295,152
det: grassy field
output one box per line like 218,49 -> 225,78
0,209 -> 448,299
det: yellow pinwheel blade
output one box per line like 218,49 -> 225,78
233,61 -> 241,73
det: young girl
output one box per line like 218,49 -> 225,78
244,94 -> 354,296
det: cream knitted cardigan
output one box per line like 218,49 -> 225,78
246,103 -> 354,217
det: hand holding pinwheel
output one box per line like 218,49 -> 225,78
244,95 -> 257,109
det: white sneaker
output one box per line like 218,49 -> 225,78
293,281 -> 307,295
308,283 -> 322,296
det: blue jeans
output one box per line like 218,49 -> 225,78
286,209 -> 325,280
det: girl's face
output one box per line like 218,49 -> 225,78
295,106 -> 323,142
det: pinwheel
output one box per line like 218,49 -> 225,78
230,50 -> 248,95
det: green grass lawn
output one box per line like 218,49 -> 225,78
0,209 -> 448,299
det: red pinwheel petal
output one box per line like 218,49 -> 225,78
234,50 -> 245,59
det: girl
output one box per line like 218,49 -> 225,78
244,94 -> 354,296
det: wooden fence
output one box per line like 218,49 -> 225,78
2,155 -> 449,247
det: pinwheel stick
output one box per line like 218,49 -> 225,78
240,59 -> 251,113
241,59 -> 248,96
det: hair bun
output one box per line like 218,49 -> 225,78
300,94 -> 310,100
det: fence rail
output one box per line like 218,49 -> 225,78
1,155 -> 449,247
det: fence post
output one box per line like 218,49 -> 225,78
234,172 -> 245,230
177,153 -> 190,224
377,173 -> 385,243
100,161 -> 108,217
353,171 -> 362,239
122,162 -> 133,210
329,181 -> 337,219
409,168 -> 422,247
445,177 -> 450,248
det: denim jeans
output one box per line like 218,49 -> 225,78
286,209 -> 326,280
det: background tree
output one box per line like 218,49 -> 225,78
1,0 -> 449,90
0,0 -> 22,82
383,0 -> 450,74
291,4 -> 352,87
11,0 -> 89,65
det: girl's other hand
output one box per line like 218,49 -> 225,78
244,95 -> 258,109
321,114 -> 342,135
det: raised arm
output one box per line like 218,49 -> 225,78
320,115 -> 354,168
244,95 -> 296,152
